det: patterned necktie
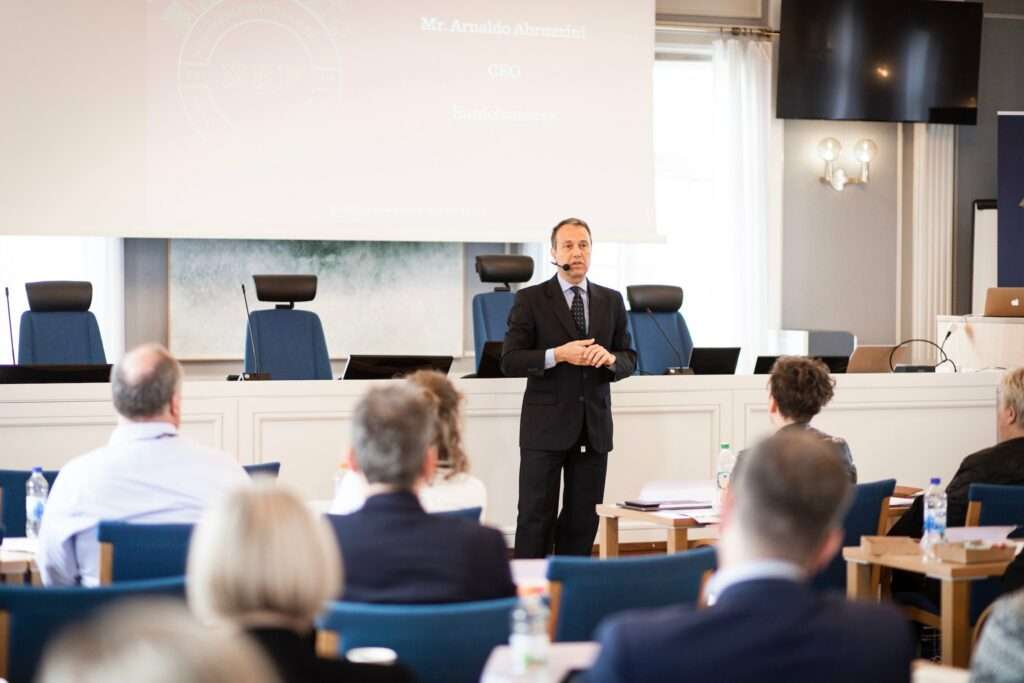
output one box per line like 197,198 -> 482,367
571,286 -> 587,336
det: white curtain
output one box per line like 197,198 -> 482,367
0,237 -> 124,363
709,38 -> 781,370
911,124 -> 955,363
521,44 -> 781,372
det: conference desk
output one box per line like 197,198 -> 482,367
0,372 -> 1000,544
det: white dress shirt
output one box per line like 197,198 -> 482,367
544,273 -> 590,369
703,559 -> 806,606
37,421 -> 249,587
329,468 -> 488,517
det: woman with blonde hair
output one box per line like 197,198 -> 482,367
331,370 -> 487,515
187,483 -> 410,682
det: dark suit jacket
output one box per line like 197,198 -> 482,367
327,491 -> 516,604
890,436 -> 1024,538
501,275 -> 636,452
246,627 -> 413,683
586,578 -> 914,683
735,422 -> 858,484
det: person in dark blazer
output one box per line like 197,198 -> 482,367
889,367 -> 1024,602
586,432 -> 914,683
187,484 -> 412,683
502,218 -> 636,558
329,384 -> 516,604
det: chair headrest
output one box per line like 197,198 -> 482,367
626,285 -> 683,313
253,275 -> 317,304
475,255 -> 534,290
25,281 -> 93,312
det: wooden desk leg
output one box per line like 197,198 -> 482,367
846,560 -> 873,601
667,528 -> 689,554
941,580 -> 970,668
598,516 -> 619,558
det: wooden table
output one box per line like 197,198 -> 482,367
843,546 -> 1011,668
596,504 -> 710,558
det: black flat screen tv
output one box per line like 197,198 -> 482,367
777,0 -> 983,125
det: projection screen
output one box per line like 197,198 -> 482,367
0,0 -> 656,243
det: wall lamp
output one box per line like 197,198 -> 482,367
818,137 -> 878,191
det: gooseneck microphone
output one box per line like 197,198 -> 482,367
4,286 -> 15,364
241,283 -> 261,379
549,261 -> 571,272
644,307 -> 688,375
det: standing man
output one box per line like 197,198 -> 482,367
502,218 -> 636,558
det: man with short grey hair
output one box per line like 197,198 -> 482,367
328,384 -> 516,603
38,344 -> 249,586
587,432 -> 914,683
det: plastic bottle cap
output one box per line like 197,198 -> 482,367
31,467 -> 42,473
720,442 -> 730,449
930,477 -> 940,485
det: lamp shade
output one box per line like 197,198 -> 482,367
854,139 -> 878,163
818,137 -> 842,162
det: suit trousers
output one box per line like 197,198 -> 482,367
514,425 -> 608,559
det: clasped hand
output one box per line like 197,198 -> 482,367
556,339 -> 615,367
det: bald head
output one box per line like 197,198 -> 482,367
111,344 -> 183,422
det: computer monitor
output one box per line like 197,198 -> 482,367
0,364 -> 112,384
687,348 -> 741,375
342,355 -> 453,380
754,355 -> 849,375
475,341 -> 504,378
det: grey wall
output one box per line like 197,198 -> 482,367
782,120 -> 900,344
954,1 -> 1024,314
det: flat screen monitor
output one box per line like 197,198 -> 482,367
687,348 -> 741,376
342,355 -> 453,381
754,355 -> 849,375
474,342 -> 505,379
0,364 -> 112,384
777,0 -> 983,124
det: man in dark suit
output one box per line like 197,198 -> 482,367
328,384 -> 516,604
502,218 -> 636,558
587,432 -> 914,683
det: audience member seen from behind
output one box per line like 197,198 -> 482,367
735,356 -> 856,483
37,343 -> 249,586
971,588 -> 1024,683
187,483 -> 412,683
38,600 -> 280,683
586,432 -> 913,683
328,384 -> 516,604
331,370 -> 486,515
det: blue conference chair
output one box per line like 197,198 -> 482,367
470,255 -> 534,374
625,285 -> 693,375
0,469 -> 60,537
317,598 -> 518,683
432,506 -> 482,522
0,577 -> 186,683
547,546 -> 717,642
900,483 -> 1024,627
96,521 -> 194,584
17,281 -> 105,365
243,461 -> 281,479
812,479 -> 895,592
244,274 -> 331,380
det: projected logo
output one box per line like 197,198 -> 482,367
177,0 -> 341,136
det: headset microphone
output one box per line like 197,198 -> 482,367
549,261 -> 571,272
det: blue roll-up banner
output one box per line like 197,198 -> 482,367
998,112 -> 1024,285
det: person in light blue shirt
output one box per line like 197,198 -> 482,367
37,344 -> 249,586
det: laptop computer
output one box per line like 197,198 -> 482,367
754,355 -> 849,375
847,345 -> 910,373
984,287 -> 1024,317
475,341 -> 505,378
342,355 -> 454,380
687,347 -> 741,375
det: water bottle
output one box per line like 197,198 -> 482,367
25,467 -> 49,539
510,593 -> 550,675
921,477 -> 947,561
715,443 -> 735,499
